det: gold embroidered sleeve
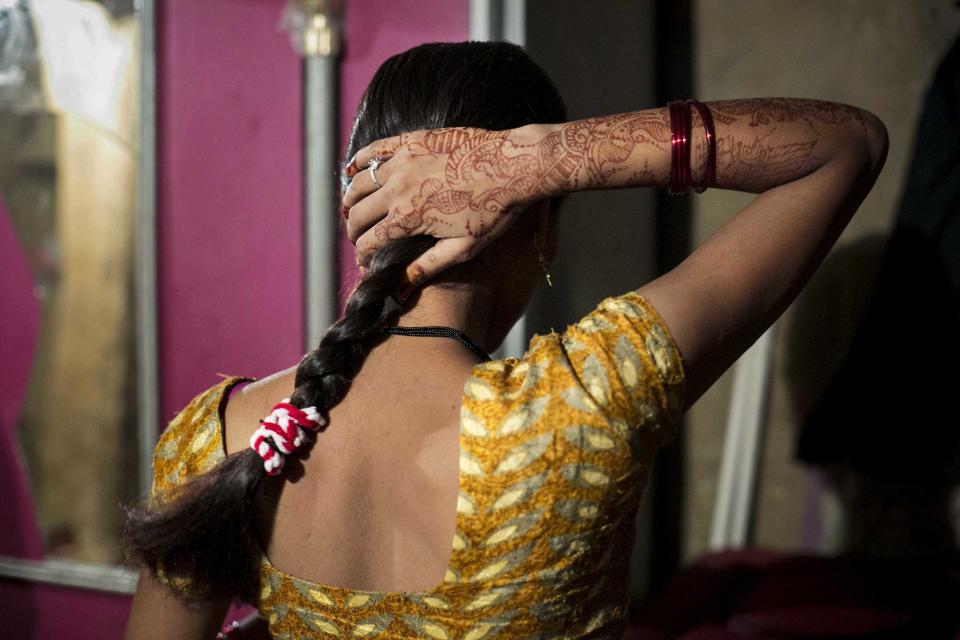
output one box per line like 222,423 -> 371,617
557,291 -> 686,445
150,380 -> 233,504
147,378 -> 237,596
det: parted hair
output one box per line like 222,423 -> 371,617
122,41 -> 567,603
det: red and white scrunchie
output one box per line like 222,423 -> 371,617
249,399 -> 325,476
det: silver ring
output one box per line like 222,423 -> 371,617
368,155 -> 384,188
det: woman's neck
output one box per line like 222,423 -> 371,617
394,285 -> 497,353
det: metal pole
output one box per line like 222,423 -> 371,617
135,0 -> 159,495
303,56 -> 339,350
282,0 -> 344,352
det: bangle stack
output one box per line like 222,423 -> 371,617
667,98 -> 716,195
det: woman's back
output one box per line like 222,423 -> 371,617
223,336 -> 471,593
155,291 -> 685,638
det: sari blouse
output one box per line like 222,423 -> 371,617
151,291 -> 686,639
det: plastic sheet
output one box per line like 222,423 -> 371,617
0,0 -> 41,112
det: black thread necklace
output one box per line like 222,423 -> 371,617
382,325 -> 491,362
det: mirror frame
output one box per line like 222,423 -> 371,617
0,0 -> 156,595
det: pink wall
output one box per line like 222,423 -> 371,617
157,0 -> 305,418
157,0 -> 469,412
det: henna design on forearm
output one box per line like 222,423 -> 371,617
357,97 -> 872,254
719,138 -> 819,187
711,98 -> 874,138
703,97 -> 872,190
551,111 -> 673,190
389,113 -> 672,240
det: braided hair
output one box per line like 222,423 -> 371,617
123,41 -> 566,602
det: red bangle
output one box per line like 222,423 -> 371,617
667,100 -> 691,195
685,98 -> 716,193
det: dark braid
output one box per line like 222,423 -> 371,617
123,40 -> 566,603
123,236 -> 438,602
289,235 -> 437,412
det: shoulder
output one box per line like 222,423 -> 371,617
221,365 -> 298,456
151,375 -> 255,501
560,291 -> 686,388
473,291 -> 687,445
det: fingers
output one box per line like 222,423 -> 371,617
402,237 -> 479,290
344,135 -> 405,179
354,214 -> 394,268
342,157 -> 393,212
345,185 -> 392,244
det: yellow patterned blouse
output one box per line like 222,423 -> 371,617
151,291 -> 686,639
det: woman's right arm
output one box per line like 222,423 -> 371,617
344,98 -> 888,410
579,99 -> 890,409
528,98 -> 886,195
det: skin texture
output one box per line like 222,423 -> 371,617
124,569 -> 230,640
342,98 -> 881,289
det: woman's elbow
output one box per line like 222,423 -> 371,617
858,108 -> 890,175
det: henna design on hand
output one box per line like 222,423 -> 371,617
358,113 -> 674,259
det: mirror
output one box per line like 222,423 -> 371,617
0,0 -> 145,574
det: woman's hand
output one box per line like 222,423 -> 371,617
341,124 -> 556,289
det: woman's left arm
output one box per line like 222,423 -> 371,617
124,567 -> 229,640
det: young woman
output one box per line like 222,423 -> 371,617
124,41 -> 887,639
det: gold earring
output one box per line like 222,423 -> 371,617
534,234 -> 553,287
